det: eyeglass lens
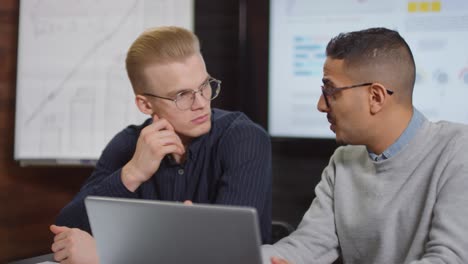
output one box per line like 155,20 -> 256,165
175,79 -> 220,110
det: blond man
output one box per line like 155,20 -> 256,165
50,26 -> 272,263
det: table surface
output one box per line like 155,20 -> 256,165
8,253 -> 55,264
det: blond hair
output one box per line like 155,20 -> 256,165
125,26 -> 200,93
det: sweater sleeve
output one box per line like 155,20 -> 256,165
55,129 -> 139,233
215,120 -> 272,244
409,134 -> 468,264
261,152 -> 340,264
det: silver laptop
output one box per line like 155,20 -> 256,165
84,196 -> 263,264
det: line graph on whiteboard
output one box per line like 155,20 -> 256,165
15,0 -> 194,160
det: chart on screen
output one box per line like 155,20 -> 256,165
269,0 -> 468,138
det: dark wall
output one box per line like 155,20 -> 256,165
198,0 -> 338,228
0,0 -> 337,262
0,0 -> 94,262
243,0 -> 338,227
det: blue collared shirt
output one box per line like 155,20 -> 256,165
369,108 -> 426,161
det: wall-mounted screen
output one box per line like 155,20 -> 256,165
269,0 -> 468,138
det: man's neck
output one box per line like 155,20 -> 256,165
367,107 -> 413,155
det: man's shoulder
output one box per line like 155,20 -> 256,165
209,108 -> 269,143
121,118 -> 152,135
333,145 -> 367,157
428,121 -> 468,153
109,118 -> 152,144
212,108 -> 266,133
426,120 -> 468,146
212,108 -> 250,124
433,120 -> 468,135
329,145 -> 369,166
97,118 -> 152,167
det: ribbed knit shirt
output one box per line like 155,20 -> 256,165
262,115 -> 468,263
56,108 -> 272,243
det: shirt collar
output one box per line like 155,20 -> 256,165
369,108 -> 426,161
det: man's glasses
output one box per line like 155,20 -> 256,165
142,77 -> 221,111
321,82 -> 394,108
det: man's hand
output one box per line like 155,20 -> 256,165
50,225 -> 99,264
271,257 -> 292,264
122,116 -> 185,192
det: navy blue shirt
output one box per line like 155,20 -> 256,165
56,109 -> 272,243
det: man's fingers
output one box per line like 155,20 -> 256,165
50,224 -> 69,235
152,134 -> 185,153
152,113 -> 160,121
53,230 -> 70,242
51,239 -> 67,253
150,118 -> 176,132
271,257 -> 290,264
183,200 -> 193,205
53,247 -> 69,262
143,121 -> 185,154
152,129 -> 177,138
51,226 -> 73,243
158,145 -> 185,157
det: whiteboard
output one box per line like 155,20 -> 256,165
269,0 -> 468,138
15,0 -> 194,163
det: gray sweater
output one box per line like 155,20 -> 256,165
262,119 -> 468,264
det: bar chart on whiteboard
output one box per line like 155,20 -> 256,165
15,0 -> 194,162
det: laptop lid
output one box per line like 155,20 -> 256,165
84,196 -> 263,264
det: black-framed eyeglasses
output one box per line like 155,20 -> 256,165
142,76 -> 221,111
321,82 -> 394,108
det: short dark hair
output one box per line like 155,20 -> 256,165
326,27 -> 416,102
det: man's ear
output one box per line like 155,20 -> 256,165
135,95 -> 154,115
368,83 -> 388,114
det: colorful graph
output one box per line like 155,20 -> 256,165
458,67 -> 468,85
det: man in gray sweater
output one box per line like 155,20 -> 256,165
262,27 -> 468,264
